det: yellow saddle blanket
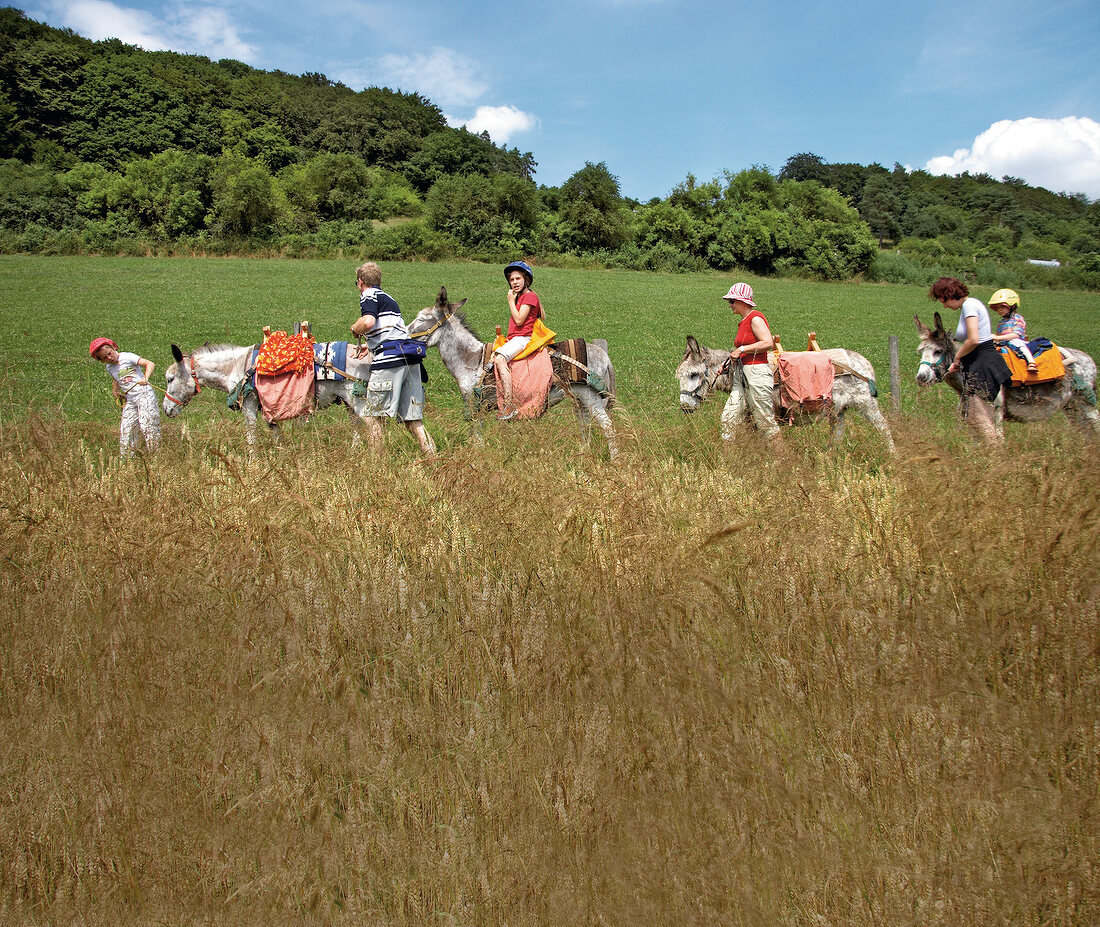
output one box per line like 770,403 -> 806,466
491,317 -> 556,361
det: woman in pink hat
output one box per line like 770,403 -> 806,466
719,283 -> 779,441
89,337 -> 161,455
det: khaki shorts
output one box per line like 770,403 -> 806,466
365,364 -> 425,421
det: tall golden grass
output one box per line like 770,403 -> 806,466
1,416 -> 1097,926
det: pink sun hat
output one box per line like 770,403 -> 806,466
722,282 -> 755,307
89,337 -> 118,356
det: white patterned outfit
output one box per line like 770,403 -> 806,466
106,352 -> 161,454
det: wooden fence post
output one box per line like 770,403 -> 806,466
889,335 -> 901,412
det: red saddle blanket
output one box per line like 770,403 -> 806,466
256,331 -> 315,376
777,351 -> 835,408
1001,346 -> 1065,386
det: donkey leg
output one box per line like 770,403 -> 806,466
830,408 -> 847,446
595,404 -> 618,459
347,399 -> 369,446
573,400 -> 593,449
580,390 -> 617,459
242,398 -> 261,455
861,401 -> 896,452
1067,401 -> 1100,434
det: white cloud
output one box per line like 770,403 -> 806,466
375,48 -> 488,108
452,105 -> 537,145
43,1 -> 256,61
926,117 -> 1100,199
56,0 -> 168,48
170,7 -> 256,61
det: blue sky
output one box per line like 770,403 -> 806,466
26,0 -> 1100,200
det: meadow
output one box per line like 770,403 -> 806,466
2,254 -> 1099,441
1,256 -> 1099,925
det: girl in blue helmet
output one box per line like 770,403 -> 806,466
493,261 -> 544,419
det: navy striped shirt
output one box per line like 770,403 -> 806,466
359,287 -> 409,351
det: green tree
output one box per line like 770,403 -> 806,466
860,174 -> 904,243
64,53 -> 196,166
102,150 -> 214,236
405,128 -> 496,193
211,154 -> 283,237
425,172 -> 538,252
559,161 -> 630,252
221,113 -> 296,171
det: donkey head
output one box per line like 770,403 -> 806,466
408,286 -> 468,347
913,313 -> 953,385
162,343 -> 199,416
676,335 -> 715,413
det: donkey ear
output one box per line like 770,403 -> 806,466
913,315 -> 930,336
171,344 -> 183,363
933,311 -> 945,334
452,297 -> 468,311
436,286 -> 448,308
686,335 -> 701,358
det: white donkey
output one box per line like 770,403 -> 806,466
162,342 -> 382,445
914,312 -> 1100,436
407,286 -> 618,457
675,334 -> 895,450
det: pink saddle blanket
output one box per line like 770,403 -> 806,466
255,369 -> 315,423
777,351 -> 835,409
495,349 -> 554,419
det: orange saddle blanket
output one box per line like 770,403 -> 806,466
1001,346 -> 1065,386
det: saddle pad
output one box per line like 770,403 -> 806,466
550,339 -> 588,385
777,351 -> 835,408
313,341 -> 349,381
1001,345 -> 1065,386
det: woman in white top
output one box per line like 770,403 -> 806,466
928,277 -> 1011,441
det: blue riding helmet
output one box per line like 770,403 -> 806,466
504,261 -> 533,284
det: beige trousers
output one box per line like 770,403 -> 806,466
720,363 -> 779,440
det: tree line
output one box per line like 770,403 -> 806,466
1,7 -> 1097,288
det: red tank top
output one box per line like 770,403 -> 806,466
735,310 -> 770,365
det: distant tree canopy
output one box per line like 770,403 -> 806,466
1,7 -> 1097,287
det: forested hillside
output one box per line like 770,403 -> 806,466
1,7 -> 1098,288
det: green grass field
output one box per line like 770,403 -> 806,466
2,256 -> 1099,925
2,254 -> 1098,449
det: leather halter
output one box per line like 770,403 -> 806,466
165,354 -> 201,406
407,307 -> 453,342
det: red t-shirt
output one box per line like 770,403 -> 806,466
735,310 -> 770,365
508,291 -> 542,338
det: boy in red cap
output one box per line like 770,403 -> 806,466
89,338 -> 161,454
